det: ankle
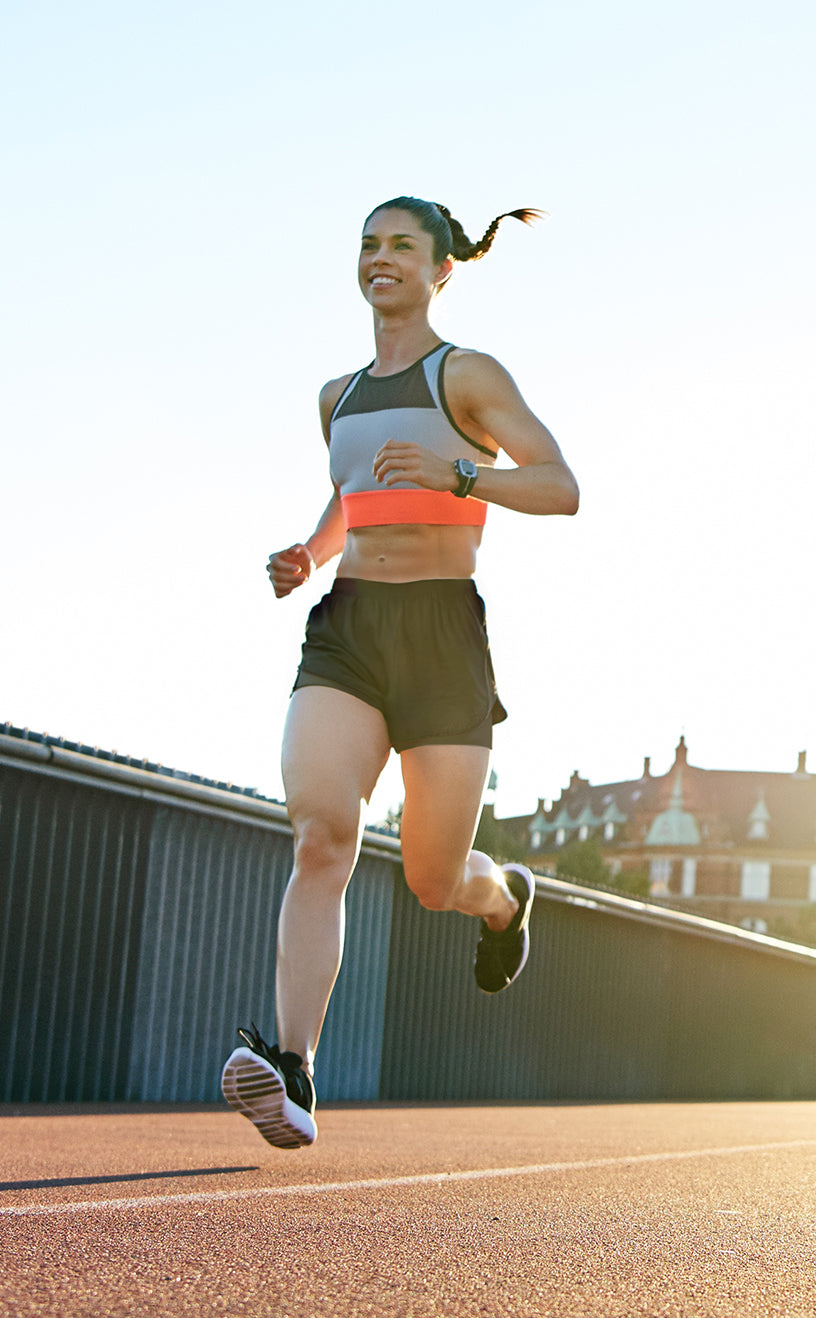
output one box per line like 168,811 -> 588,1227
279,1044 -> 315,1079
484,889 -> 519,933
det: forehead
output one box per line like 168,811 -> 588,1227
361,209 -> 431,242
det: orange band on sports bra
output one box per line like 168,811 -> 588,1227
341,489 -> 487,530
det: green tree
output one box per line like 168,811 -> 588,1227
557,844 -> 652,897
609,865 -> 651,898
555,839 -> 610,887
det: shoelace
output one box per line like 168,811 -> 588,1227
237,1022 -> 304,1074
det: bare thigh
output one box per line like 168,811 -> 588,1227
282,686 -> 391,875
399,743 -> 491,906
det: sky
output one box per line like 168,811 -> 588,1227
2,0 -> 814,824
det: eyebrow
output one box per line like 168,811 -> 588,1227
361,232 -> 416,241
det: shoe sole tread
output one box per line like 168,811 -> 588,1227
221,1048 -> 316,1150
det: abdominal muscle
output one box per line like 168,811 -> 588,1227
336,523 -> 483,583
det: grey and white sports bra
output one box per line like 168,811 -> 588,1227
329,343 -> 497,529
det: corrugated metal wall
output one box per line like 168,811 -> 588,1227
0,742 -> 398,1104
0,765 -> 150,1101
126,808 -> 395,1102
379,888 -> 816,1101
3,733 -> 816,1105
126,806 -> 287,1102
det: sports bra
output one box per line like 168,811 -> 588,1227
329,343 -> 497,529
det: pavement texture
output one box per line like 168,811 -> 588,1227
2,1100 -> 816,1317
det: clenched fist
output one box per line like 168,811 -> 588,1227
266,544 -> 315,598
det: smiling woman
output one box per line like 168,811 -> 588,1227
220,195 -> 579,1151
360,196 -> 544,288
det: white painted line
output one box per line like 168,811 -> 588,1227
2,1139 -> 815,1218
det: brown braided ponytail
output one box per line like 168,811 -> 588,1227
363,197 -> 545,267
434,204 -> 545,262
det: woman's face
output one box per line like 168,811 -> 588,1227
358,209 -> 451,309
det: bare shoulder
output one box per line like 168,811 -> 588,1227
318,372 -> 356,442
444,346 -> 566,468
444,347 -> 523,409
319,371 -> 356,413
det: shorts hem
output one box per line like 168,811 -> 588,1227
292,670 -> 386,720
292,578 -> 507,752
393,729 -> 492,753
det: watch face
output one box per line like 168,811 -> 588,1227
458,459 -> 477,478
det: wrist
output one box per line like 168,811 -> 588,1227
452,458 -> 479,498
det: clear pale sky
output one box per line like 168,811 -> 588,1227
2,0 -> 814,822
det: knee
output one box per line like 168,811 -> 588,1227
414,888 -> 453,913
403,863 -> 458,913
292,814 -> 359,886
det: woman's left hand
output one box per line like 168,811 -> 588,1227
372,439 -> 457,492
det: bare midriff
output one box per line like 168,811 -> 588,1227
336,523 -> 483,583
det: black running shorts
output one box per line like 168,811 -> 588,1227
292,577 -> 507,752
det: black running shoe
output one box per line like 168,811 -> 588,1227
474,865 -> 535,994
221,1024 -> 317,1149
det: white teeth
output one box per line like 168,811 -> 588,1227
371,277 -> 398,285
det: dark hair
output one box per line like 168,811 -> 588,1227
363,196 -> 545,266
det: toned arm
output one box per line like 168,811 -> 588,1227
444,351 -> 579,516
265,375 -> 352,598
370,351 -> 579,517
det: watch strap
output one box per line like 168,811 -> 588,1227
453,461 -> 478,498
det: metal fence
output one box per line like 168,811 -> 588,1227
3,730 -> 816,1104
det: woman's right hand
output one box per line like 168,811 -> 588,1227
267,544 -> 315,598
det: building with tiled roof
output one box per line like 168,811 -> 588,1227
501,737 -> 816,935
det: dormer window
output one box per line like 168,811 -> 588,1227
555,827 -> 566,846
604,821 -> 615,841
747,792 -> 770,840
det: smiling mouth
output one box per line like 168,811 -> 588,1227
370,276 -> 399,286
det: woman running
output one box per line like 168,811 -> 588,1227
221,196 -> 579,1149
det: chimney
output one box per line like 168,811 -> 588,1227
797,750 -> 808,775
674,735 -> 688,767
642,756 -> 651,779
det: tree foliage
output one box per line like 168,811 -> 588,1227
556,842 -> 651,898
609,866 -> 651,898
555,838 -> 611,887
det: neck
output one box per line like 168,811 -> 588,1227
369,311 -> 443,376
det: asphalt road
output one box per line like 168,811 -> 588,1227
2,1101 -> 816,1317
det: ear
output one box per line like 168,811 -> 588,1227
433,257 -> 453,289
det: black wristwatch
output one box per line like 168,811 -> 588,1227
452,458 -> 479,498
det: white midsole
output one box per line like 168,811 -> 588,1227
221,1047 -> 317,1150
